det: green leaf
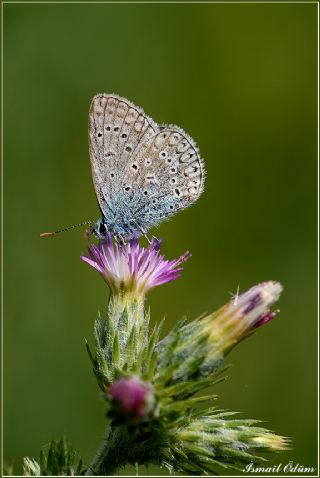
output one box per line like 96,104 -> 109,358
164,378 -> 213,400
142,321 -> 163,379
123,325 -> 137,371
112,334 -> 120,368
85,339 -> 96,366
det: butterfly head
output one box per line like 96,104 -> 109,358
92,219 -> 108,239
92,216 -> 143,241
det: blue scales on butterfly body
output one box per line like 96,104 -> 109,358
88,94 -> 205,240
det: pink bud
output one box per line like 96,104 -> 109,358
109,378 -> 153,418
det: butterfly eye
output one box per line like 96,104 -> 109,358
124,185 -> 131,192
105,125 -> 111,131
166,157 -> 173,164
125,146 -> 132,152
110,172 -> 115,178
99,223 -> 106,235
143,190 -> 148,195
121,133 -> 127,139
170,177 -> 177,184
145,159 -> 152,166
131,163 -> 138,170
174,188 -> 181,197
170,167 -> 177,174
169,205 -> 174,210
152,199 -> 157,205
97,131 -> 103,138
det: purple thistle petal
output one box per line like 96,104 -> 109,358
253,310 -> 278,330
151,238 -> 162,252
80,232 -> 191,297
243,293 -> 262,314
131,231 -> 139,248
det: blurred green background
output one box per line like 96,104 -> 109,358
3,2 -> 317,476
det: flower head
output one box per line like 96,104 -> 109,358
207,281 -> 283,354
81,233 -> 191,297
108,377 -> 154,419
156,281 -> 283,383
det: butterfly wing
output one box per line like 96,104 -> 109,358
88,94 -> 205,237
125,127 -> 205,231
88,94 -> 159,217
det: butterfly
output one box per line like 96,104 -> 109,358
89,94 -> 205,241
40,94 -> 205,240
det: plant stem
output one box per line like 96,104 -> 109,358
85,428 -> 120,476
85,425 -> 152,476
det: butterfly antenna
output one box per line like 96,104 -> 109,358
40,221 -> 94,238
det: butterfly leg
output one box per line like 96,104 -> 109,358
136,225 -> 152,244
144,234 -> 152,245
114,235 -> 123,246
113,234 -> 126,245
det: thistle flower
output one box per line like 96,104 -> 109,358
207,281 -> 283,354
81,233 -> 191,298
155,281 -> 283,384
26,271 -> 287,477
108,377 -> 154,419
81,232 -> 288,477
171,411 -> 289,474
